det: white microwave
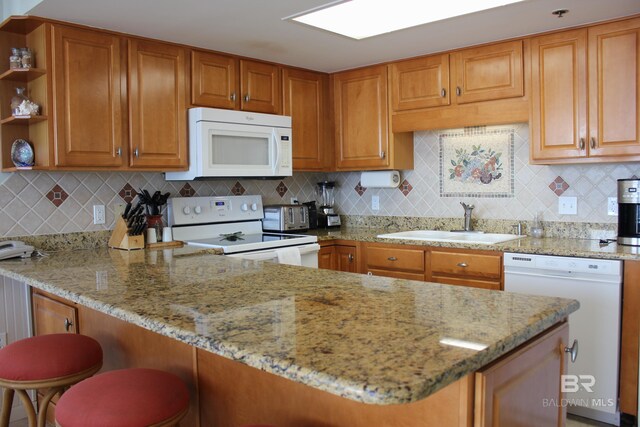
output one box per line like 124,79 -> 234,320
165,108 -> 292,180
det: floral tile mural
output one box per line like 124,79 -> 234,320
439,127 -> 515,198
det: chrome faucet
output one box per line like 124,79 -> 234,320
460,202 -> 474,231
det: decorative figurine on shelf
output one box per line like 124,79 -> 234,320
10,139 -> 34,168
10,87 -> 40,117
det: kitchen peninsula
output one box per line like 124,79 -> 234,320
0,246 -> 578,426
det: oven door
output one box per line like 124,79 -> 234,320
226,244 -> 319,268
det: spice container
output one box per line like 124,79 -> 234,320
20,48 -> 32,68
9,48 -> 21,69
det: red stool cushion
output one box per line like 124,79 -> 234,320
56,368 -> 189,427
0,333 -> 102,382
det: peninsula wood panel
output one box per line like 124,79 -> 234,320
240,59 -> 281,114
283,67 -> 328,170
389,54 -> 451,111
191,50 -> 238,109
530,29 -> 588,161
128,38 -> 187,169
52,25 -> 125,167
620,260 -> 640,416
588,18 -> 640,158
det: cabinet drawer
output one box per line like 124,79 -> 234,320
367,269 -> 425,281
33,292 -> 78,335
431,275 -> 501,291
430,251 -> 501,279
366,246 -> 424,272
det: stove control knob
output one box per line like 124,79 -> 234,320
251,203 -> 258,211
182,206 -> 191,215
194,206 -> 202,214
241,203 -> 249,212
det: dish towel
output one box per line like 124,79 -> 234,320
276,247 -> 301,266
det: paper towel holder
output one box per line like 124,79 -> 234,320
360,171 -> 401,188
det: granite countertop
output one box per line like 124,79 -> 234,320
310,228 -> 640,260
0,246 -> 578,405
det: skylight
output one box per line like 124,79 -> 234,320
288,0 -> 527,40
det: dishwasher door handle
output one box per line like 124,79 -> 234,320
564,339 -> 578,363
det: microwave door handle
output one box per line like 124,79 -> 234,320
272,130 -> 280,174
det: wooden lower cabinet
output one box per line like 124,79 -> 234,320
318,243 -> 335,270
363,243 -> 426,280
620,260 -> 640,416
32,291 -> 78,335
318,241 -> 359,273
427,249 -> 503,290
475,322 -> 568,427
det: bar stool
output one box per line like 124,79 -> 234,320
0,333 -> 103,427
55,368 -> 189,427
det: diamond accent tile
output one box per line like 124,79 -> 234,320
354,181 -> 367,196
231,181 -> 245,196
548,176 -> 570,196
276,181 -> 288,198
399,179 -> 413,196
118,183 -> 138,203
46,184 -> 69,207
179,183 -> 196,197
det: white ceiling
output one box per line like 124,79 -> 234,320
26,0 -> 640,73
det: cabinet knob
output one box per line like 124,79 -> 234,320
579,138 -> 585,150
244,94 -> 250,102
441,88 -> 446,98
367,271 -> 373,276
134,148 -> 139,158
456,86 -> 461,96
64,318 -> 73,332
457,262 -> 468,268
348,253 -> 354,262
387,256 -> 397,261
116,147 -> 122,157
590,137 -> 596,149
230,92 -> 237,101
564,339 -> 578,363
380,151 -> 386,159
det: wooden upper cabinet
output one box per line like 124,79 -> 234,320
283,67 -> 328,171
389,54 -> 451,111
240,59 -> 281,114
530,29 -> 588,161
52,25 -> 125,167
333,65 -> 413,170
128,38 -> 188,169
588,18 -> 640,158
191,50 -> 238,109
452,40 -> 524,104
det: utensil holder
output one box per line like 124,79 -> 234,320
108,217 -> 145,250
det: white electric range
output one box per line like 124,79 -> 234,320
167,195 -> 319,267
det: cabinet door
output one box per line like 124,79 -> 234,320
283,68 -> 328,170
588,18 -> 640,158
335,245 -> 357,273
32,292 -> 77,335
240,59 -> 281,114
530,30 -> 588,161
475,322 -> 569,427
318,245 -> 335,270
452,40 -> 524,104
52,25 -> 125,167
128,39 -> 187,169
334,65 -> 390,169
389,54 -> 450,111
191,50 -> 239,109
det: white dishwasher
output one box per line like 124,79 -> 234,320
504,253 -> 622,426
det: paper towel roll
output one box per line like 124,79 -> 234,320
360,171 -> 401,188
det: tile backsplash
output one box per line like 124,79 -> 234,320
1,122 -> 639,238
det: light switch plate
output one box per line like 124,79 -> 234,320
371,195 -> 380,211
607,197 -> 618,216
558,196 -> 577,215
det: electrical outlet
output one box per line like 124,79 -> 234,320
371,195 -> 380,211
113,203 -> 126,217
93,205 -> 106,224
607,197 -> 618,216
0,332 -> 7,348
558,196 -> 577,215
290,197 -> 298,204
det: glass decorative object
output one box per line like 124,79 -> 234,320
11,139 -> 34,168
11,87 -> 40,117
9,48 -> 20,69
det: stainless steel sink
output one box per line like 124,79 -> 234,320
377,230 -> 525,245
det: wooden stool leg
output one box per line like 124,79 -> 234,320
15,390 -> 36,427
0,388 -> 15,427
37,386 -> 63,427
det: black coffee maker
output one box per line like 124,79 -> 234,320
617,178 -> 640,246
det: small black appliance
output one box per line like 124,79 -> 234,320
617,178 -> 640,246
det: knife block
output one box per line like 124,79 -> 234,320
108,217 -> 145,250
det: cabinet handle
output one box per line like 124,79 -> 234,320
457,262 -> 468,267
116,147 -> 122,156
244,94 -> 250,102
590,137 -> 596,149
579,138 -> 585,150
456,86 -> 461,96
441,88 -> 446,97
64,318 -> 73,332
380,151 -> 386,159
564,339 -> 578,363
134,148 -> 139,158
348,254 -> 354,262
387,256 -> 398,261
230,92 -> 236,101
367,271 -> 373,276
